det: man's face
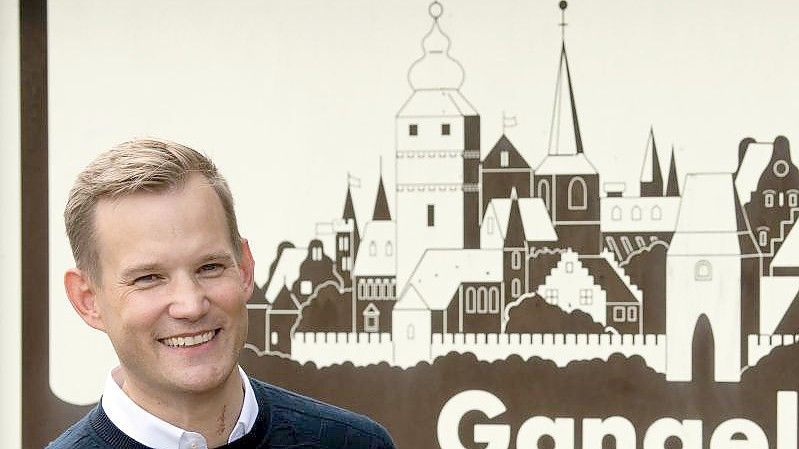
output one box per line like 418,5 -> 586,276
88,174 -> 253,396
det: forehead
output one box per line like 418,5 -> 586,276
91,175 -> 232,269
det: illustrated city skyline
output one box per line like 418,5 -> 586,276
244,1 -> 799,384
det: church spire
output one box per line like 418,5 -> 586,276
666,146 -> 680,197
372,161 -> 392,221
640,127 -> 664,197
342,185 -> 356,221
547,1 -> 584,155
504,187 -> 526,248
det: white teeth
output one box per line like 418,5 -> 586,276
162,330 -> 215,348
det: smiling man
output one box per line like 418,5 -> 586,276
49,139 -> 395,449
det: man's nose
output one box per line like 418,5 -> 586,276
168,274 -> 209,320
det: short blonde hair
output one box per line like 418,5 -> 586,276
64,138 -> 242,281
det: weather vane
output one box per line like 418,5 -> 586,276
559,0 -> 568,41
429,1 -> 443,21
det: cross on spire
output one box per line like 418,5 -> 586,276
559,1 -> 568,42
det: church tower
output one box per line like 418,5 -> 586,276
335,186 -> 360,286
395,2 -> 480,290
532,2 -> 601,255
743,136 -> 799,275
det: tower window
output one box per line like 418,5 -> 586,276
500,150 -> 509,167
511,251 -> 522,270
441,123 -> 451,135
695,260 -> 713,281
774,160 -> 790,177
511,279 -> 522,298
409,124 -> 418,136
631,206 -> 642,221
758,228 -> 769,247
385,241 -> 394,256
338,235 -> 349,251
568,177 -> 588,210
369,241 -> 377,256
765,191 -> 775,208
789,190 -> 799,207
611,206 -> 622,221
427,204 -> 435,227
538,179 -> 551,210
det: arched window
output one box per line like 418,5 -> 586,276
489,288 -> 500,313
789,190 -> 799,208
358,280 -> 367,298
765,190 -> 776,208
538,179 -> 551,210
363,304 -> 380,332
369,241 -> 377,256
651,205 -> 662,220
627,306 -> 638,322
385,241 -> 393,256
511,279 -> 522,298
568,177 -> 587,210
611,206 -> 622,221
758,228 -> 769,247
465,287 -> 477,313
695,260 -> 713,281
477,287 -> 488,313
311,246 -> 323,261
511,251 -> 522,270
631,206 -> 642,221
406,324 -> 415,340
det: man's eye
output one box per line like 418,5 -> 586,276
133,274 -> 161,285
199,263 -> 224,276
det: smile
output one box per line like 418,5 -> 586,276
159,329 -> 218,348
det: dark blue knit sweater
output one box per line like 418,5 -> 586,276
47,378 -> 395,449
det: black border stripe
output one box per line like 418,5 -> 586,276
20,0 -> 91,446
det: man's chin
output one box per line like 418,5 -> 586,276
163,364 -> 237,395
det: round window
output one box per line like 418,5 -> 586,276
773,160 -> 790,177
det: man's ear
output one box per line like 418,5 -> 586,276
64,268 -> 107,332
239,239 -> 256,299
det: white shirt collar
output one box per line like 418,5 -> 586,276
101,366 -> 258,449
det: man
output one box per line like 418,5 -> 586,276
50,139 -> 395,449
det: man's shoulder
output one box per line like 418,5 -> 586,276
46,407 -> 102,449
248,377 -> 395,448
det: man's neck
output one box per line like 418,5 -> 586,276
114,367 -> 245,448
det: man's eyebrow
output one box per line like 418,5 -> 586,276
119,263 -> 164,281
200,252 -> 236,264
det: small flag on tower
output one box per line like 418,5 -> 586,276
347,172 -> 362,189
503,111 -> 518,132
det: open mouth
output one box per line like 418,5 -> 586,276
159,329 -> 219,348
